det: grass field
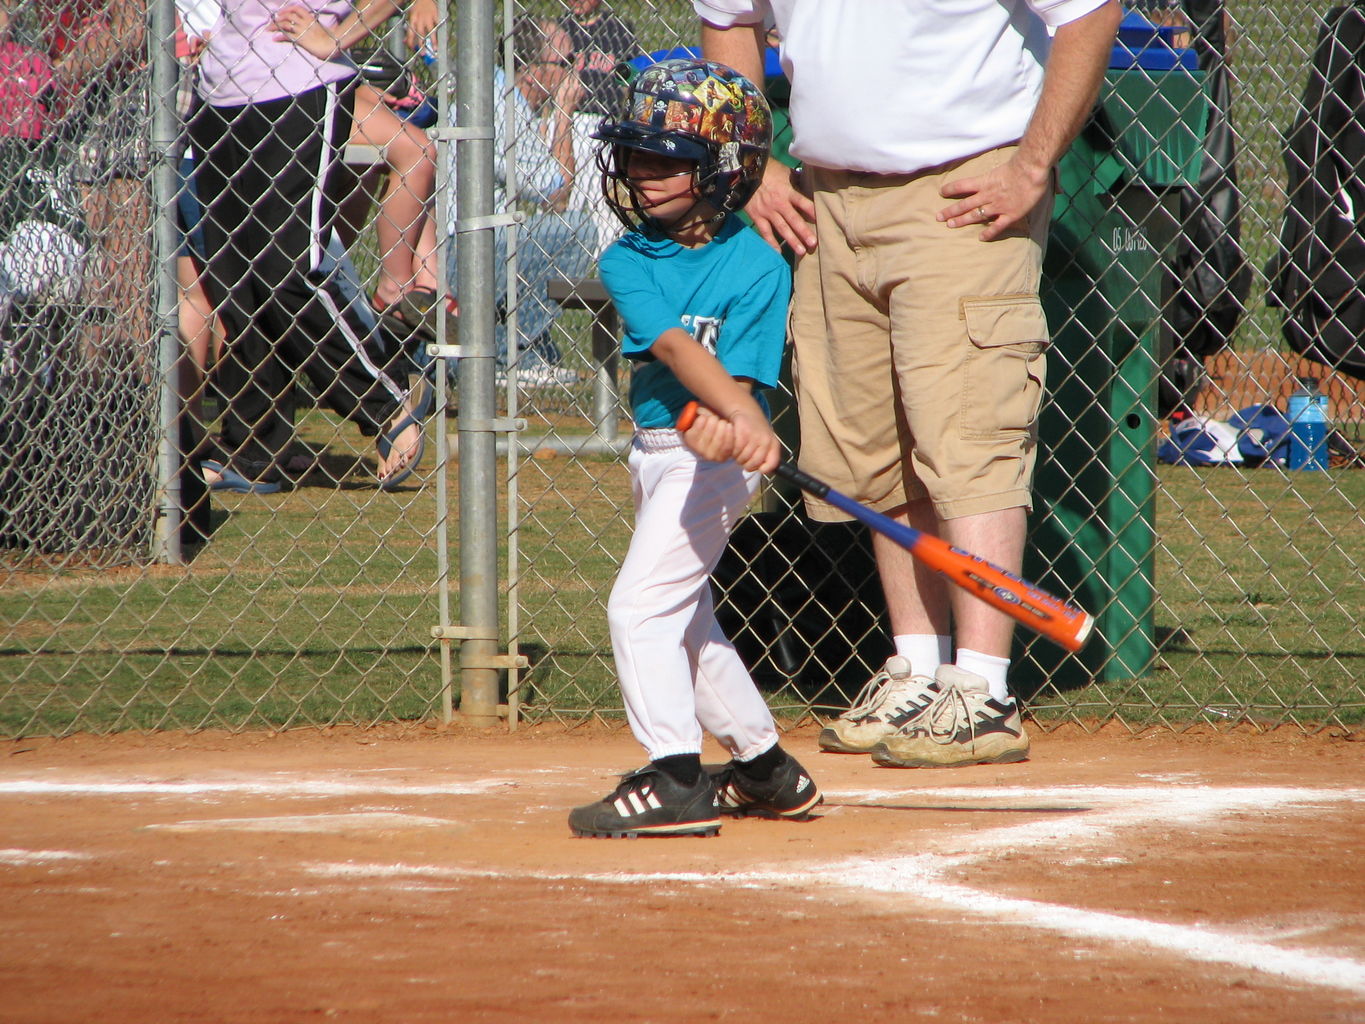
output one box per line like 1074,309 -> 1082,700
3,400 -> 1362,735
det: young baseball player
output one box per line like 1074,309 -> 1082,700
567,59 -> 821,839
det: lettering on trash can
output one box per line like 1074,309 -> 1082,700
1109,226 -> 1154,254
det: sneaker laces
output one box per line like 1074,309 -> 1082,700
840,664 -> 897,721
912,684 -> 986,747
843,658 -> 933,723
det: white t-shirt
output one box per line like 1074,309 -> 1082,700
694,0 -> 1111,174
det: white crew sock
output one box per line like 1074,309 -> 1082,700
955,648 -> 1011,702
893,634 -> 951,676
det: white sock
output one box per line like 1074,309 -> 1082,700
893,634 -> 951,676
955,648 -> 1011,702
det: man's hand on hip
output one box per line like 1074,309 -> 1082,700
937,155 -> 1051,242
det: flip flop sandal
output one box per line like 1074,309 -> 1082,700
376,415 -> 426,492
201,460 -> 282,495
398,288 -> 458,346
376,375 -> 433,491
372,294 -> 437,351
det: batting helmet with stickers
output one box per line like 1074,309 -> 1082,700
591,58 -> 771,233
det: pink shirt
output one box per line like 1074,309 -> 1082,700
196,0 -> 355,107
0,41 -> 54,140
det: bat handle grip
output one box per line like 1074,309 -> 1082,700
771,461 -> 829,500
676,402 -> 823,496
676,400 -> 700,431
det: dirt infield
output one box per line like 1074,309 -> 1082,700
2,723 -> 1362,1024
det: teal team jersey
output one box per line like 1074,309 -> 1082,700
599,215 -> 791,430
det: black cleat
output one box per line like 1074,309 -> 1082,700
711,753 -> 823,819
569,765 -> 722,838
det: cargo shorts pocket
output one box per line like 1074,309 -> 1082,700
960,294 -> 1049,441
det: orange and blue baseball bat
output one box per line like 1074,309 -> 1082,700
676,401 -> 1093,652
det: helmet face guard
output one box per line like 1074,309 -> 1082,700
593,124 -> 718,234
591,59 -> 771,234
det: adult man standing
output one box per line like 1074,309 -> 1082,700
695,0 -> 1121,767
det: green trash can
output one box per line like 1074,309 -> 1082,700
1018,35 -> 1209,692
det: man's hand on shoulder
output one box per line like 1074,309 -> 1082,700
747,159 -> 817,255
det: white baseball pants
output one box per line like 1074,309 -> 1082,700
609,430 -> 780,763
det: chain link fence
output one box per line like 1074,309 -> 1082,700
1,0 -> 1361,738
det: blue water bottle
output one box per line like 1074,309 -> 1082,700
1286,377 -> 1329,471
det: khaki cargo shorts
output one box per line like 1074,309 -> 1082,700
791,147 -> 1051,523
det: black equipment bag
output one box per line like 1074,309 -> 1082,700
1165,0 -> 1251,363
1267,4 -> 1365,381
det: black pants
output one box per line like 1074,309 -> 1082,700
189,80 -> 403,480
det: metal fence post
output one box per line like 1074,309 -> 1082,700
151,0 -> 183,565
453,0 -> 501,725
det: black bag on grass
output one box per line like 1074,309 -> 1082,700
1267,4 -> 1365,381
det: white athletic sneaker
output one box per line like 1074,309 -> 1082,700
818,655 -> 940,754
870,664 -> 1029,769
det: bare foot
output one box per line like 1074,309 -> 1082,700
376,412 -> 423,483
